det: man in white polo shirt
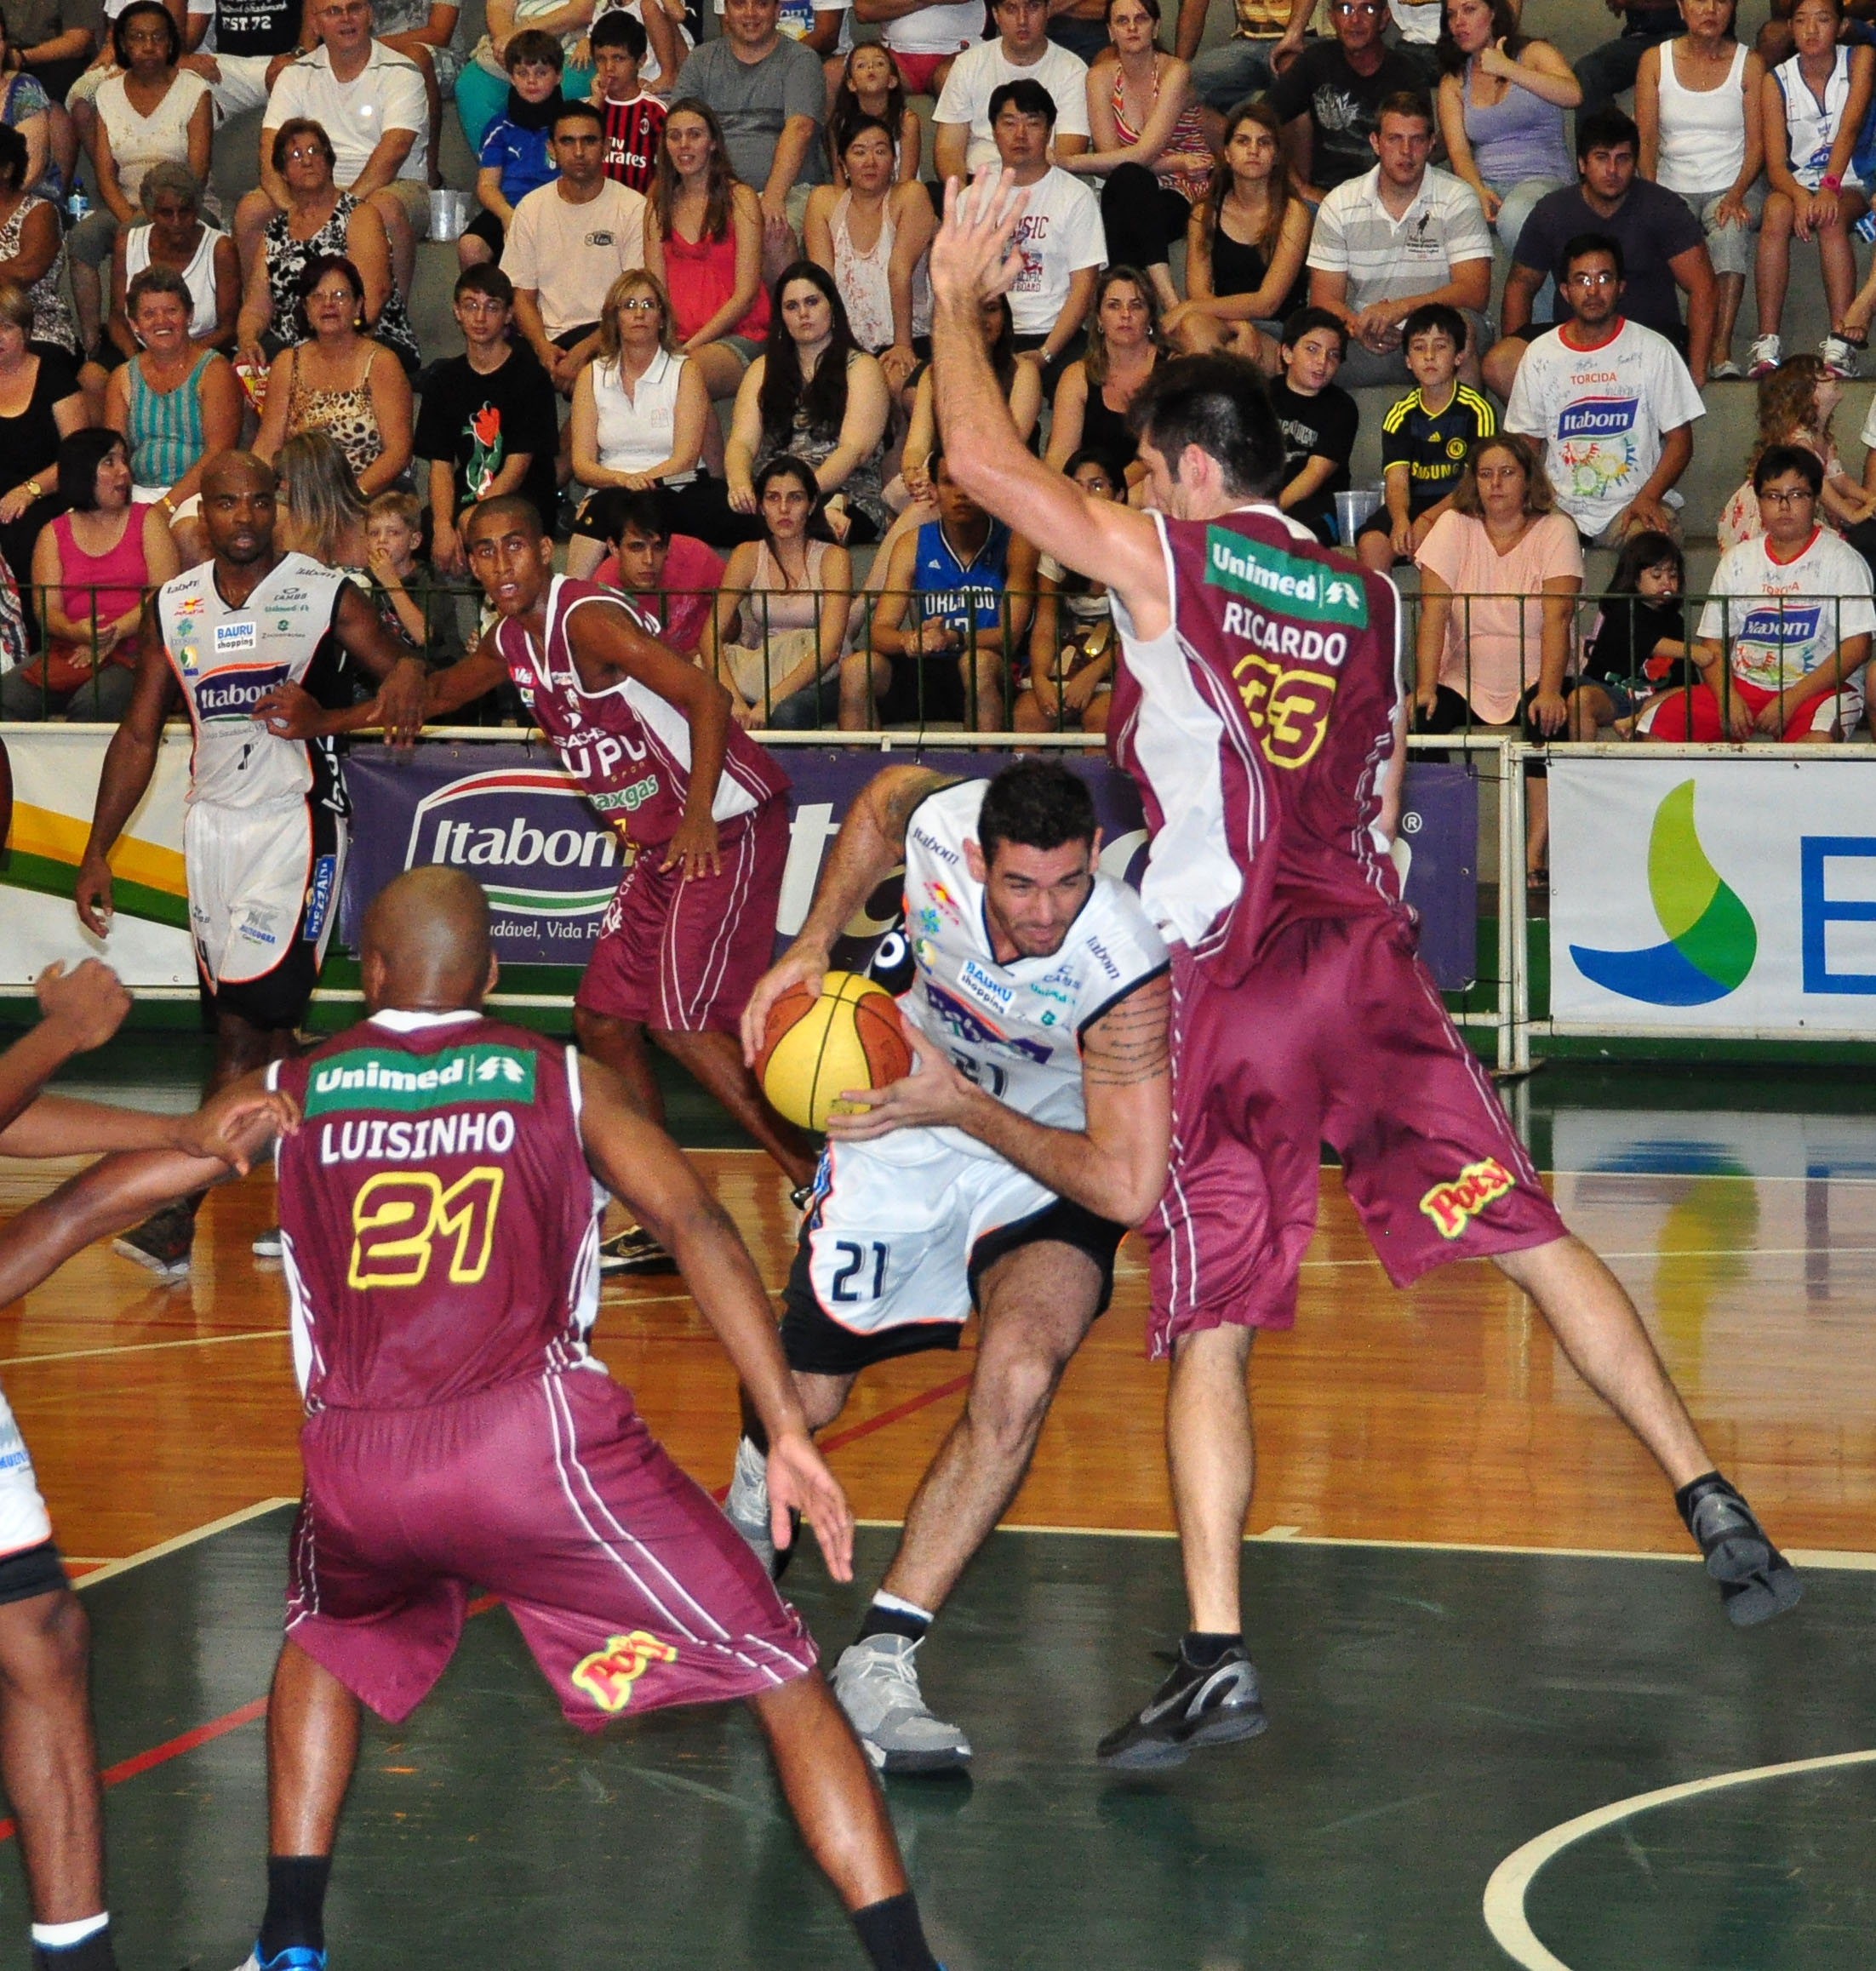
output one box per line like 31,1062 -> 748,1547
1306,89 -> 1492,388
503,100 -> 649,396
933,0 -> 1089,185
237,0 -> 429,299
1505,231 -> 1706,548
984,78 -> 1104,386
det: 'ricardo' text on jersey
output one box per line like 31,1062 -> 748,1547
1108,506 -> 1407,986
494,576 -> 789,846
272,1012 -> 603,1408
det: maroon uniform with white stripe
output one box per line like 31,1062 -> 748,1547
270,1010 -> 814,1727
496,575 -> 792,1032
1109,506 -> 1563,1355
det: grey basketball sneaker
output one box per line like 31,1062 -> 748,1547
832,1635 -> 973,1773
1096,1643 -> 1268,1770
724,1435 -> 775,1574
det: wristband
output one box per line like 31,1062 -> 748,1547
1822,173 -> 1844,192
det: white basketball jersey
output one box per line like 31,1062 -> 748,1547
895,779 -> 1167,1162
158,551 -> 354,811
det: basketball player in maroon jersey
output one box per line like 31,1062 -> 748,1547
928,174 -> 1801,1771
0,868 -> 948,1971
260,494 -> 820,1277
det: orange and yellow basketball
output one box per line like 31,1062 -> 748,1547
755,971 -> 914,1130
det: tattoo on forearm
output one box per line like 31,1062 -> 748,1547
881,769 -> 962,843
1082,978 -> 1171,1086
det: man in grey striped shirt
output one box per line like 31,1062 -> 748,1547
1306,91 -> 1494,388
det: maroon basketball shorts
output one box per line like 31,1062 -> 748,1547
575,799 -> 786,1034
285,1369 -> 815,1728
1146,913 -> 1566,1358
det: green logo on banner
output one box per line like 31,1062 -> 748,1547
306,1045 -> 537,1117
1204,528 -> 1370,628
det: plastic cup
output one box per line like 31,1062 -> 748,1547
1334,488 -> 1382,544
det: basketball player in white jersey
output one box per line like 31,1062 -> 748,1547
735,758 -> 1172,1773
0,959 -> 291,1971
73,451 -> 428,1282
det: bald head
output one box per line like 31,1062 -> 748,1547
361,866 -> 495,1013
201,449 -> 279,567
201,449 -> 277,500
464,494 -> 543,547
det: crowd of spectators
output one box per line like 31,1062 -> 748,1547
0,0 -> 1872,839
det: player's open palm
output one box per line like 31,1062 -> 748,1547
932,169 -> 1028,311
36,959 -> 131,1051
767,1430 -> 855,1581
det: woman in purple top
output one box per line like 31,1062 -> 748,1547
1437,0 -> 1580,275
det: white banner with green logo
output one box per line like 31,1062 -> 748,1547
1550,756 -> 1876,1037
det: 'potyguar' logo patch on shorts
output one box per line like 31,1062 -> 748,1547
571,1631 -> 678,1712
1419,1157 -> 1515,1239
1204,528 -> 1370,630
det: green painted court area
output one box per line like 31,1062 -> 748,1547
41,1511 -> 1876,1971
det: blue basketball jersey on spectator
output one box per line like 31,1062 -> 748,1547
913,517 -> 1011,635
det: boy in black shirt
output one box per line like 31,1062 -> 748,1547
415,263 -> 563,573
1358,302 -> 1494,572
1266,306 -> 1359,546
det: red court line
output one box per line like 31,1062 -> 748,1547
819,1374 -> 972,1454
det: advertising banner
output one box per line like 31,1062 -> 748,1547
0,726 -> 195,987
1549,756 -> 1876,1037
342,745 -> 1479,988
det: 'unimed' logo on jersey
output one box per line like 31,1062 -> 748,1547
1204,529 -> 1369,630
1557,397 -> 1639,440
306,1044 -> 538,1117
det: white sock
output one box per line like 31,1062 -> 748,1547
31,1915 -> 109,1950
871,1590 -> 934,1624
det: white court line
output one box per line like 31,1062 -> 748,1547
76,1498 -> 298,1590
0,1328 -> 285,1369
1481,1748 -> 1876,1971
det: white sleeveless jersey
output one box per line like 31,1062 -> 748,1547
895,779 -> 1167,1163
158,552 -> 354,811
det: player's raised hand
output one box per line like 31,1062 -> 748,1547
930,167 -> 1029,312
661,812 -> 722,882
170,1082 -> 300,1175
766,1428 -> 855,1582
35,960 -> 131,1053
740,941 -> 830,1067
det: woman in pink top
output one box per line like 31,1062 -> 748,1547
1414,431 -> 1583,885
643,98 -> 771,403
1,425 -> 177,720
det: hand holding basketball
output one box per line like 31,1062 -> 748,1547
741,941 -> 829,1069
753,972 -> 913,1131
823,1035 -> 981,1140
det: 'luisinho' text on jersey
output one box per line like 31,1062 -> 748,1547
1108,506 -> 1407,986
893,778 -> 1168,1162
158,551 -> 355,812
493,575 -> 790,848
271,1011 -> 605,1409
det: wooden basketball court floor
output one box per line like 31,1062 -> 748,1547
2,1040 -> 1874,1969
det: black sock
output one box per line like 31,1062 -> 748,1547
1674,1470 -> 1728,1529
852,1891 -> 940,1971
856,1597 -> 932,1648
259,1854 -> 332,1958
1181,1630 -> 1242,1670
31,1933 -> 116,1971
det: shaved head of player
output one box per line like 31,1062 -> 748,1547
198,451 -> 279,567
922,170 -> 1800,1773
359,866 -> 498,1013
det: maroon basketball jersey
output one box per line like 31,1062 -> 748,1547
1108,506 -> 1407,986
600,92 -> 666,192
494,575 -> 790,848
272,1013 -> 602,1408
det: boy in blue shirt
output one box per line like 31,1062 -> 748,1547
1357,302 -> 1496,573
460,31 -> 567,271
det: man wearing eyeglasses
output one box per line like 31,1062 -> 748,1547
1503,231 -> 1707,548
1264,0 -> 1421,203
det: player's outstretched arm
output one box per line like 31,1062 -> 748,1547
739,764 -> 962,1066
931,170 -> 1171,636
575,1056 -> 856,1580
331,580 -> 432,744
75,600 -> 175,936
1,1077 -> 297,1172
0,961 -> 134,1137
827,971 -> 1174,1225
570,602 -> 735,882
255,643 -> 511,742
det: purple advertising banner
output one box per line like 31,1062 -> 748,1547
341,745 -> 1477,987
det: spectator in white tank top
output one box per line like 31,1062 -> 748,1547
567,266 -> 713,577
1635,0 -> 1765,380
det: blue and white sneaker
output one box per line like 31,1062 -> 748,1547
234,1946 -> 326,1970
